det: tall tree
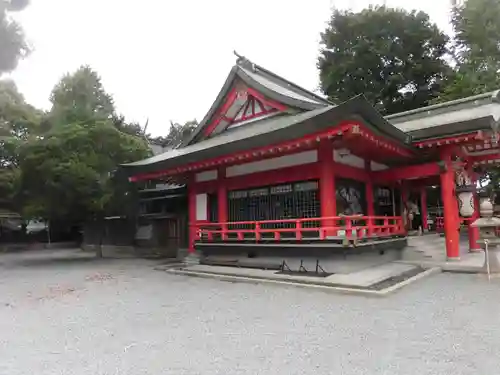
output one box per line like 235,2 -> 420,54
0,79 -> 41,213
0,0 -> 31,76
18,121 -> 150,223
49,65 -> 115,126
436,0 -> 500,101
318,6 -> 451,115
18,67 -> 150,229
150,120 -> 197,149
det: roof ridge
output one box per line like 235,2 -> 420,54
234,51 -> 331,105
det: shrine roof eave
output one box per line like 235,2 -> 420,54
387,90 -> 500,141
183,58 -> 331,146
121,96 -> 413,178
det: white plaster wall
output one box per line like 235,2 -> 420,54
226,150 -> 318,177
370,161 -> 389,171
333,149 -> 365,169
195,169 -> 218,182
195,194 -> 208,221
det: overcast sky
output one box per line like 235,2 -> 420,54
10,0 -> 453,136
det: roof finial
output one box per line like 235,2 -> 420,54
233,50 -> 243,59
233,51 -> 257,72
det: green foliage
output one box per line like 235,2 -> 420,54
112,114 -> 147,138
435,0 -> 500,102
49,65 -> 115,126
0,79 -> 41,212
318,6 -> 451,115
0,0 -> 30,76
149,120 -> 197,148
18,121 -> 151,222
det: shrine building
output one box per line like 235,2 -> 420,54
121,54 -> 500,263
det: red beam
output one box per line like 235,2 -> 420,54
129,120 -> 410,183
413,131 -> 484,149
246,87 -> 287,112
471,152 -> 500,164
203,88 -> 238,136
372,162 -> 442,183
129,121 -> 356,182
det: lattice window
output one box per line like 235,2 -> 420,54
208,193 -> 218,222
227,180 -> 320,233
374,186 -> 394,216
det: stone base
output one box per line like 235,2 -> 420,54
184,253 -> 200,266
469,248 -> 483,253
446,257 -> 461,262
482,246 -> 500,274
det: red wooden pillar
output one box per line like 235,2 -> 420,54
440,158 -> 460,259
187,176 -> 197,253
365,160 -> 375,216
318,141 -> 336,234
401,183 -> 409,231
217,167 -> 228,239
420,187 -> 428,231
365,160 -> 375,237
468,169 -> 481,252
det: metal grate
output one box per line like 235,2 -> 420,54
228,180 -> 320,235
208,193 -> 218,222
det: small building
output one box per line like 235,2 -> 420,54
121,54 -> 500,263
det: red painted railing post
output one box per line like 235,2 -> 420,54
255,222 -> 261,241
345,217 -> 352,239
367,216 -> 374,237
221,222 -> 227,241
296,220 -> 302,241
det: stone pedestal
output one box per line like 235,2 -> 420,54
472,216 -> 500,275
483,241 -> 500,273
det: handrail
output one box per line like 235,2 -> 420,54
191,215 -> 405,243
435,216 -> 475,232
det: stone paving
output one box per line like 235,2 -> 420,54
1,249 -> 500,375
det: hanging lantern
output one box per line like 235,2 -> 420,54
455,169 -> 475,217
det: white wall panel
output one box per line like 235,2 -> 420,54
333,150 -> 365,169
226,150 -> 318,177
370,161 -> 389,171
195,194 -> 208,221
195,169 -> 218,182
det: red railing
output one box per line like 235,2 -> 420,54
435,217 -> 474,232
192,215 -> 405,243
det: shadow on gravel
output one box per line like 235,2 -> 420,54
15,256 -> 103,267
0,253 -> 108,269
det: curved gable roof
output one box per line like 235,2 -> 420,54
183,53 -> 331,146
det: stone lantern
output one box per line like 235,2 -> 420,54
471,190 -> 500,274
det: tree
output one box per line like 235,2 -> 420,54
18,121 -> 151,224
112,114 -> 148,138
15,66 -> 151,246
0,0 -> 31,76
149,120 -> 197,148
49,65 -> 115,126
0,79 -> 41,213
435,0 -> 500,102
318,6 -> 451,115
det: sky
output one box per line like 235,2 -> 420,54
10,0 -> 454,136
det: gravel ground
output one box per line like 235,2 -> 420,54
1,249 -> 500,375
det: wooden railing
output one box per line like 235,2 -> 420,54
435,217 -> 474,232
192,215 -> 405,243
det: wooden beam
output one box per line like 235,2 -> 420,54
372,162 -> 442,183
